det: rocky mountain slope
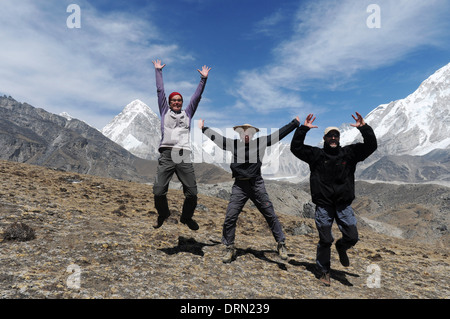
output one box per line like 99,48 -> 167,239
0,95 -> 149,182
173,178 -> 449,246
0,160 -> 448,300
353,181 -> 449,245
0,95 -> 231,185
358,150 -> 450,182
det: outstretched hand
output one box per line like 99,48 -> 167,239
351,112 -> 366,127
152,59 -> 166,70
304,114 -> 318,129
197,65 -> 211,78
198,119 -> 205,130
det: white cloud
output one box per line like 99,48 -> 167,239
1,0 -> 449,132
234,69 -> 308,112
0,0 -> 190,129
280,0 -> 448,80
235,0 -> 450,113
251,10 -> 286,37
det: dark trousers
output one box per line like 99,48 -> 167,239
153,149 -> 197,220
222,176 -> 286,246
315,205 -> 359,273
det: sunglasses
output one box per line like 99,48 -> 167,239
325,132 -> 340,138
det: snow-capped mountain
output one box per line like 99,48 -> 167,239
338,62 -> 450,183
191,134 -> 307,180
102,100 -> 307,179
0,95 -> 154,183
101,63 -> 450,183
340,62 -> 450,157
101,100 -> 161,160
59,112 -> 74,121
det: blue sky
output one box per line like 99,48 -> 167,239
1,0 -> 449,145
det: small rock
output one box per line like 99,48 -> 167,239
367,253 -> 382,261
3,222 -> 36,242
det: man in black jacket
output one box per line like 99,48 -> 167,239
290,112 -> 377,286
200,117 -> 300,263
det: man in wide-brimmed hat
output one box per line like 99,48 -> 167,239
232,123 -> 259,144
199,116 -> 300,263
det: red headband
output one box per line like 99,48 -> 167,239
169,92 -> 183,101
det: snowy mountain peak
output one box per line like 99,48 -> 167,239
340,62 -> 450,156
100,64 -> 450,182
423,62 -> 450,87
101,100 -> 161,160
122,99 -> 157,116
59,112 -> 73,121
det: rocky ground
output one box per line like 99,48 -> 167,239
0,160 -> 448,301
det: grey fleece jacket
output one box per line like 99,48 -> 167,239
155,68 -> 207,152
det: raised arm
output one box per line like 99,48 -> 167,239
200,119 -> 234,151
152,59 -> 168,115
185,65 -> 211,118
350,111 -> 366,127
304,113 -> 318,129
152,59 -> 166,70
350,112 -> 377,161
197,65 -> 211,78
290,114 -> 319,163
264,117 -> 300,146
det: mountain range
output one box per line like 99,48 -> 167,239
0,63 -> 449,248
340,62 -> 450,156
1,62 -> 449,185
338,62 -> 450,183
99,98 -> 308,180
101,62 -> 450,184
0,96 -> 231,185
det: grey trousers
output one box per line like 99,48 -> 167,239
315,205 -> 359,273
153,149 -> 198,220
222,176 -> 286,246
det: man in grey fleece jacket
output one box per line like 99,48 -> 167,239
152,59 -> 211,230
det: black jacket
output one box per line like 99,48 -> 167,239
203,119 -> 299,179
290,124 -> 377,208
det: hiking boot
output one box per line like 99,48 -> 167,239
277,241 -> 288,260
336,241 -> 350,267
319,272 -> 331,287
153,213 -> 170,229
222,245 -> 236,263
180,217 -> 199,231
